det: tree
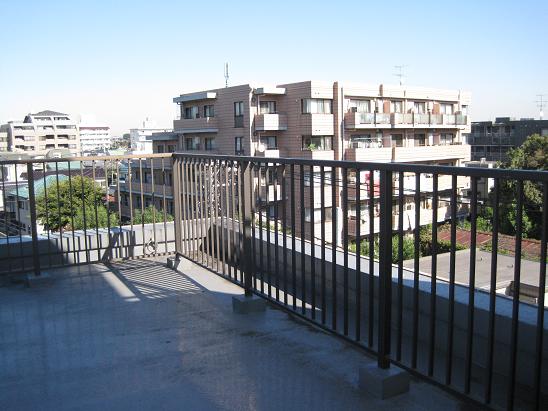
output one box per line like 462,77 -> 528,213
36,176 -> 118,231
497,134 -> 548,239
132,205 -> 174,224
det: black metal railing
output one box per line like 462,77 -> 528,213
171,153 -> 548,411
0,154 -> 175,275
1,151 -> 547,410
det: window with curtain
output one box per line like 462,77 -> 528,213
349,99 -> 371,113
259,101 -> 276,114
260,135 -> 277,149
301,99 -> 332,114
234,101 -> 244,116
390,100 -> 403,113
204,105 -> 215,117
184,106 -> 199,119
440,133 -> 454,145
440,103 -> 453,115
413,102 -> 426,113
349,134 -> 382,148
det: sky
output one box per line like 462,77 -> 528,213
0,0 -> 547,136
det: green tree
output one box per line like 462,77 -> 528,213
132,205 -> 174,224
36,176 -> 118,231
497,133 -> 547,238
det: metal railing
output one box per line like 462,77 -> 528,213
171,153 -> 548,411
0,153 -> 175,275
1,152 -> 547,409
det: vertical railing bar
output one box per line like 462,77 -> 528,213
240,159 -> 253,296
310,165 -> 316,318
214,159 -> 221,273
355,168 -> 361,341
220,160 -> 227,275
533,181 -> 547,411
14,167 -> 24,271
41,162 -> 52,268
128,159 -> 134,256
92,160 -> 100,261
320,165 -> 326,324
368,170 -> 374,347
105,160 -> 112,261
397,171 -> 404,361
428,173 -> 439,377
179,157 -> 188,257
238,161 -> 245,284
150,158 -> 157,257
250,162 -> 256,285
485,178 -> 499,404
172,156 -> 182,258
464,176 -> 478,394
291,163 -> 297,311
412,172 -> 420,368
79,161 -> 90,264
162,158 -> 168,255
445,174 -> 457,385
274,163 -> 280,302
331,166 -> 338,329
139,158 -> 145,258
198,159 -> 206,266
26,163 -> 40,277
266,164 -> 272,297
205,159 -> 212,268
116,160 -> 122,259
67,162 -> 77,264
507,179 -> 524,411
342,167 -> 349,335
1,165 -> 12,273
300,164 -> 306,315
225,161 -> 232,279
258,164 -> 264,291
282,163 -> 288,306
192,159 -> 200,262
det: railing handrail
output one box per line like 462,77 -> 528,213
0,153 -> 173,165
172,152 -> 548,182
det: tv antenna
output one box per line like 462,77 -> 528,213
535,94 -> 547,120
224,63 -> 229,88
394,65 -> 407,86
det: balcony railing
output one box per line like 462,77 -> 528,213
1,152 -> 547,410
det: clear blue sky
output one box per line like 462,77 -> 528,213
0,0 -> 547,135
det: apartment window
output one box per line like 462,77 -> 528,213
391,134 -> 403,147
259,101 -> 277,114
348,99 -> 371,113
157,145 -> 164,153
349,134 -> 382,148
204,105 -> 215,117
260,135 -> 277,149
301,99 -> 332,114
440,103 -> 453,115
167,145 -> 176,152
234,101 -> 244,127
302,135 -> 333,151
204,138 -> 216,151
414,134 -> 426,146
440,133 -> 454,145
413,102 -> 426,113
390,101 -> 403,113
184,106 -> 199,119
235,136 -> 243,154
305,207 -> 333,222
24,136 -> 35,141
69,144 -> 77,149
185,137 -> 200,150
461,105 -> 469,116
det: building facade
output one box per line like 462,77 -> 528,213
122,81 -> 472,241
468,117 -> 548,163
6,110 -> 80,157
78,115 -> 111,155
129,118 -> 171,154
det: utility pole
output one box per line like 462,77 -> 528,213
224,63 -> 229,88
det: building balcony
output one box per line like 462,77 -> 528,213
255,148 -> 280,158
344,147 -> 392,162
345,112 -> 391,129
173,116 -> 218,132
254,113 -> 288,131
299,149 -> 335,160
299,113 -> 334,135
392,144 -> 471,162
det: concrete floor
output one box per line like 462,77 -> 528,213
0,257 -> 474,411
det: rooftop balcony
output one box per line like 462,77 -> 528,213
1,153 -> 547,410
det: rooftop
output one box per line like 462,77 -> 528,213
0,257 -> 468,411
30,110 -> 69,117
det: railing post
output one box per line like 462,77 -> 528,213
378,169 -> 393,369
27,162 -> 41,277
239,159 -> 253,296
172,155 -> 183,259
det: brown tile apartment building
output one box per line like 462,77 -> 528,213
123,81 -> 471,243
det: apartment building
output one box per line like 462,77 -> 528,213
129,118 -> 171,154
468,117 -> 548,162
0,125 -> 9,152
122,81 -> 471,241
78,115 -> 111,155
6,110 -> 80,157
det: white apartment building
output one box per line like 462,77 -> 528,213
129,118 -> 171,154
7,110 -> 80,157
78,115 -> 111,155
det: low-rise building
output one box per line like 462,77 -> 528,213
6,110 -> 80,157
129,118 -> 171,154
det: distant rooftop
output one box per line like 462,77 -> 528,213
30,110 -> 68,117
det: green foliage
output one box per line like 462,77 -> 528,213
133,205 -> 174,224
36,176 -> 118,231
496,134 -> 547,239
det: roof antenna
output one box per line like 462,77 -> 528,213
535,94 -> 547,120
394,65 -> 406,86
224,62 -> 229,88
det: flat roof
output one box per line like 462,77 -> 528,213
173,92 -> 217,104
